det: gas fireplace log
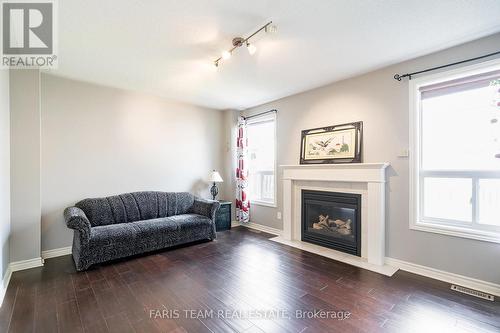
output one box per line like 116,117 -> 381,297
312,215 -> 353,235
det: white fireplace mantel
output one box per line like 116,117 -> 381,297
273,163 -> 398,276
281,163 -> 389,183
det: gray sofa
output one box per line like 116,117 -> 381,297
64,191 -> 220,271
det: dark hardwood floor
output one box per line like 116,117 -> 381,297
1,227 -> 499,333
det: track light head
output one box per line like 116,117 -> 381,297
246,42 -> 256,55
265,24 -> 277,34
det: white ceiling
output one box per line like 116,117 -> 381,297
49,0 -> 500,110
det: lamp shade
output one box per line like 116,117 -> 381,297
208,170 -> 223,183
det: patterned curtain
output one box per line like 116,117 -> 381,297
236,116 -> 250,223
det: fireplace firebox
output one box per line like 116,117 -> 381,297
301,190 -> 361,256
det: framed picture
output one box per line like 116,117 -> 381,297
300,121 -> 362,164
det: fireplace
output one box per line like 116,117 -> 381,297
301,190 -> 361,256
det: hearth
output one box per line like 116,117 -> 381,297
301,190 -> 361,256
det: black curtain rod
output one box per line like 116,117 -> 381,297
243,109 -> 277,120
394,50 -> 500,81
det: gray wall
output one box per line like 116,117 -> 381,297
9,70 -> 42,262
239,33 -> 500,284
220,109 -> 238,220
40,74 -> 226,251
0,70 -> 10,284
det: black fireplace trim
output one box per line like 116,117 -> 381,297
301,190 -> 361,256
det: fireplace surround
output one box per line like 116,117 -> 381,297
301,190 -> 361,256
273,163 -> 397,276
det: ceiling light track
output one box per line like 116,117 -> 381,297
214,21 -> 275,68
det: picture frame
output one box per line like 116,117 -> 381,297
300,121 -> 363,164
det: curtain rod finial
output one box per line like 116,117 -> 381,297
394,74 -> 402,81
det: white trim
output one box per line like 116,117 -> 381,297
280,163 -> 389,169
281,163 -> 390,183
411,223 -> 500,243
1,256 -> 47,306
272,112 -> 278,207
386,257 -> 500,297
0,265 -> 12,307
247,111 -> 278,207
409,72 -> 420,242
42,246 -> 72,259
250,200 -> 277,208
409,58 -> 500,243
8,257 -> 43,272
231,220 -> 282,236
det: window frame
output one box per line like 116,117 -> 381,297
246,112 -> 277,208
409,58 -> 500,243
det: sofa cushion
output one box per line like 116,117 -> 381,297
157,192 -> 169,217
107,195 -> 128,224
118,193 -> 142,223
132,217 -> 179,250
166,214 -> 212,230
89,214 -> 212,258
134,214 -> 212,248
76,198 -> 114,227
174,193 -> 195,215
90,223 -> 139,257
132,192 -> 159,220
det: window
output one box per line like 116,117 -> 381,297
410,59 -> 500,243
247,112 -> 276,206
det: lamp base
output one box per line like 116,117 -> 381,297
210,183 -> 219,201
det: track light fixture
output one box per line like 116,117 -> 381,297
214,21 -> 276,68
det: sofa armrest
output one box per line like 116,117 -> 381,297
191,199 -> 220,221
64,206 -> 91,243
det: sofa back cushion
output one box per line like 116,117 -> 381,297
75,191 -> 195,226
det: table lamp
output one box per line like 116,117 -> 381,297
208,170 -> 223,200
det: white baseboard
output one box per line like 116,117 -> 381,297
1,252 -> 66,306
0,257 -> 43,306
231,221 -> 282,236
386,257 -> 500,297
42,246 -> 72,259
9,257 -> 43,272
0,265 -> 12,307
